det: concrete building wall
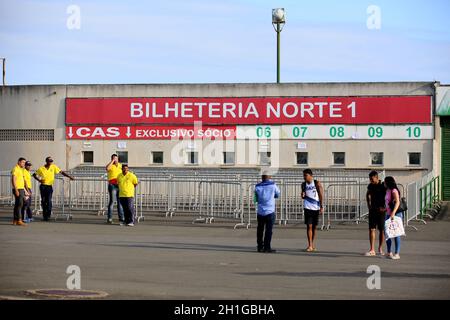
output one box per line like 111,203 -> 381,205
0,82 -> 437,185
66,139 -> 432,168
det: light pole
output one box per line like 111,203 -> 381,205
1,58 -> 5,86
272,8 -> 285,84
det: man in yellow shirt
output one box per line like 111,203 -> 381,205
33,156 -> 75,221
117,164 -> 138,227
11,157 -> 27,226
21,161 -> 34,223
105,154 -> 124,224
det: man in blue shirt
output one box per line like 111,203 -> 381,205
254,174 -> 280,253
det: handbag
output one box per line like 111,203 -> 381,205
389,189 -> 408,212
384,216 -> 406,239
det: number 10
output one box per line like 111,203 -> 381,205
406,127 -> 421,138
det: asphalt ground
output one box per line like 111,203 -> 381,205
0,207 -> 449,300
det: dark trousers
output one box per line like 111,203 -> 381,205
119,197 -> 135,224
13,189 -> 25,221
40,185 -> 53,219
21,194 -> 33,220
257,213 -> 276,250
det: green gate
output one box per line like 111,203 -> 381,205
441,117 -> 450,201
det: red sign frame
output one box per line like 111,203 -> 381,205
66,96 -> 432,125
66,125 -> 236,140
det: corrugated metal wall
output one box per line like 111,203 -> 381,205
441,117 -> 450,200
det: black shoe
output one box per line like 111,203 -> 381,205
257,247 -> 264,253
264,249 -> 277,253
43,217 -> 49,222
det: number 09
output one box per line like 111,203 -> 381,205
368,127 -> 383,138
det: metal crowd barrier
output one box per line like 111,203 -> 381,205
68,175 -> 108,216
405,171 -> 438,230
244,180 -> 355,230
419,176 -> 441,219
0,170 -> 380,227
135,177 -> 171,222
193,180 -> 244,227
242,179 -> 406,231
324,183 -> 406,229
30,177 -> 68,221
0,171 -> 14,206
2,167 -> 436,232
168,178 -> 202,219
135,177 -> 245,227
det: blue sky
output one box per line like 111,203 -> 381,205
0,0 -> 449,85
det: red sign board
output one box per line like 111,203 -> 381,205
66,125 -> 236,140
66,96 -> 432,125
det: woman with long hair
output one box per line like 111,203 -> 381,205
384,176 -> 403,260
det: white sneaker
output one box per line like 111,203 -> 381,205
385,252 -> 393,259
391,254 -> 401,260
127,223 -> 135,227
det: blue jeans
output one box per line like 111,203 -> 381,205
107,184 -> 124,221
386,212 -> 403,254
21,193 -> 32,220
257,213 -> 276,250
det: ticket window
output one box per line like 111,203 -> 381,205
296,152 -> 308,166
333,152 -> 345,166
186,152 -> 199,165
408,152 -> 421,166
82,151 -> 94,164
370,152 -> 384,166
116,151 -> 128,164
151,151 -> 164,165
223,152 -> 235,165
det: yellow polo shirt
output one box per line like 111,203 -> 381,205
107,163 -> 122,184
35,164 -> 61,186
117,172 -> 138,198
11,165 -> 25,190
24,169 -> 32,190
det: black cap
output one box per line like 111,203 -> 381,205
25,161 -> 32,166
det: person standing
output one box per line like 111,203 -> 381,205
22,161 -> 34,223
33,156 -> 75,221
365,171 -> 387,256
11,157 -> 27,226
301,169 -> 324,252
384,176 -> 403,260
254,173 -> 280,253
117,165 -> 138,227
106,154 -> 124,224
